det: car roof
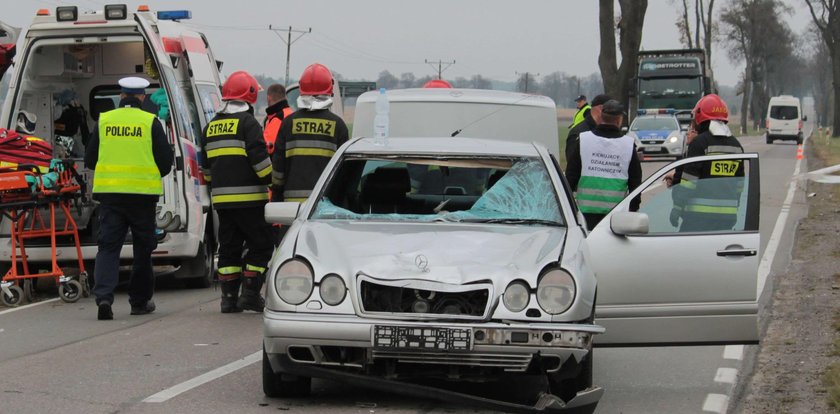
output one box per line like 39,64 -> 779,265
356,88 -> 556,109
346,137 -> 542,157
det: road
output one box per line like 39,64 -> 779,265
0,133 -> 807,414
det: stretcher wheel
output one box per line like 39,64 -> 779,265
23,279 -> 35,303
59,279 -> 82,303
1,285 -> 24,307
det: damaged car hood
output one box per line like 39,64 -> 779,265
293,221 -> 566,285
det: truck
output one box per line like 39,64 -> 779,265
631,49 -> 711,128
0,5 -> 226,289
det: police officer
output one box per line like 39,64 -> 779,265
84,77 -> 173,320
666,94 -> 744,232
565,94 -> 610,164
272,63 -> 349,203
201,71 -> 274,313
263,84 -> 293,155
566,100 -> 642,230
570,95 -> 591,128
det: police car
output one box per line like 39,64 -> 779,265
0,5 -> 224,287
629,111 -> 686,160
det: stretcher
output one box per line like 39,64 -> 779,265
0,159 -> 88,306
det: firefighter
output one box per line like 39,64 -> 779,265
263,84 -> 293,155
201,71 -> 274,313
84,77 -> 173,320
665,94 -> 745,232
566,100 -> 642,230
271,63 -> 349,203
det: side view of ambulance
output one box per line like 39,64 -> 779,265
0,5 -> 224,287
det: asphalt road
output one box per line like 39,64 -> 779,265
0,133 -> 807,414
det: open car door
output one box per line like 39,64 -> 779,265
0,21 -> 20,80
589,153 -> 760,345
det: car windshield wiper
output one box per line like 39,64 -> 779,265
459,218 -> 564,226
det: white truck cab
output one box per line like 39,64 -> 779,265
0,5 -> 224,287
765,95 -> 805,144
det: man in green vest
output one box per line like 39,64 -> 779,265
570,95 -> 591,128
565,100 -> 642,230
84,77 -> 173,320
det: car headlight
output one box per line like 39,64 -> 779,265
503,281 -> 530,312
319,274 -> 346,306
537,269 -> 576,315
275,259 -> 313,305
668,135 -> 679,143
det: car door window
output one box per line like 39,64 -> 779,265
637,157 -> 752,234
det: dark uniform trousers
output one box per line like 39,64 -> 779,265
217,206 -> 275,273
92,202 -> 157,306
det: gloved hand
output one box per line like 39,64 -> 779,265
669,208 -> 681,227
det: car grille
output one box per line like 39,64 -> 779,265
359,279 -> 490,320
371,350 -> 532,371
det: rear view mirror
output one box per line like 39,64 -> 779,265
610,212 -> 649,236
265,202 -> 301,225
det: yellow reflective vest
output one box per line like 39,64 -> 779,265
93,107 -> 162,195
571,104 -> 591,128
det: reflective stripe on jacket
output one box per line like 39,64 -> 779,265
93,108 -> 162,195
575,131 -> 634,214
201,112 -> 271,209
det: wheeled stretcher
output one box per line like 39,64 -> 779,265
0,159 -> 88,306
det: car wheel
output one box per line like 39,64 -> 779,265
263,348 -> 311,398
180,239 -> 214,289
766,135 -> 773,144
797,134 -> 803,145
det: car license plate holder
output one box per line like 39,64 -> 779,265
373,325 -> 472,351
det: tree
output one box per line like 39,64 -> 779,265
672,0 -> 716,86
376,70 -> 399,89
399,72 -> 416,88
516,72 -> 539,93
470,74 -> 492,90
804,0 -> 840,135
598,0 -> 648,109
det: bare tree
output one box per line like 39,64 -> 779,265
672,0 -> 716,86
804,0 -> 840,135
598,0 -> 648,108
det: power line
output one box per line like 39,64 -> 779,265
268,25 -> 311,86
425,59 -> 456,79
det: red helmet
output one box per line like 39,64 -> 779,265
693,93 -> 729,125
299,63 -> 333,96
222,71 -> 261,105
423,79 -> 453,88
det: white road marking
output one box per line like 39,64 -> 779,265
756,128 -> 810,298
0,298 -> 60,316
723,344 -> 744,361
714,367 -> 738,385
702,393 -> 729,413
143,350 -> 260,403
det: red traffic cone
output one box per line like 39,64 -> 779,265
796,144 -> 804,160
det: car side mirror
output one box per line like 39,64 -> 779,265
610,212 -> 649,236
621,126 -> 629,134
802,115 -> 808,122
265,202 -> 301,225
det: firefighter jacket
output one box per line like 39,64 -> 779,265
271,108 -> 349,202
263,100 -> 293,155
85,97 -> 173,205
671,127 -> 744,230
201,111 -> 272,209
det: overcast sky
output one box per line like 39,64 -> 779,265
5,0 -> 813,87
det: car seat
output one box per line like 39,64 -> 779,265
361,168 -> 411,214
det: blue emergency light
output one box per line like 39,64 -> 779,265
637,108 -> 677,116
157,10 -> 192,21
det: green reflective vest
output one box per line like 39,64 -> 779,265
93,107 -> 162,195
571,104 -> 591,128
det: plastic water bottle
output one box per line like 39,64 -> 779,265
373,88 -> 389,146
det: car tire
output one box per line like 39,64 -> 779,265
797,134 -> 803,145
263,348 -> 311,398
766,135 -> 773,144
179,240 -> 214,289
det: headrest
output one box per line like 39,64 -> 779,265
362,168 -> 410,204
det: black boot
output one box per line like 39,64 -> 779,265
219,273 -> 243,314
237,271 -> 265,312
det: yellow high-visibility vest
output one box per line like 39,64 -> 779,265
93,107 -> 162,195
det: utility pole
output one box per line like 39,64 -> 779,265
269,25 -> 312,86
516,71 -> 540,93
425,59 -> 456,79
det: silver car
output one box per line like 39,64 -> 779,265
262,137 -> 761,412
629,114 -> 686,159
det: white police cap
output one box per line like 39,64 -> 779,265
119,76 -> 150,94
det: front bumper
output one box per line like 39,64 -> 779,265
263,311 -> 604,372
638,141 -> 682,157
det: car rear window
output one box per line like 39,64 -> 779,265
769,105 -> 798,120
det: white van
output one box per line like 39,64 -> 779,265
0,5 -> 224,287
353,88 -> 560,157
766,95 -> 805,144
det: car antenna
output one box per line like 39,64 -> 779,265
450,94 -> 536,137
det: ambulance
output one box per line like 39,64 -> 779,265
0,5 -> 224,287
